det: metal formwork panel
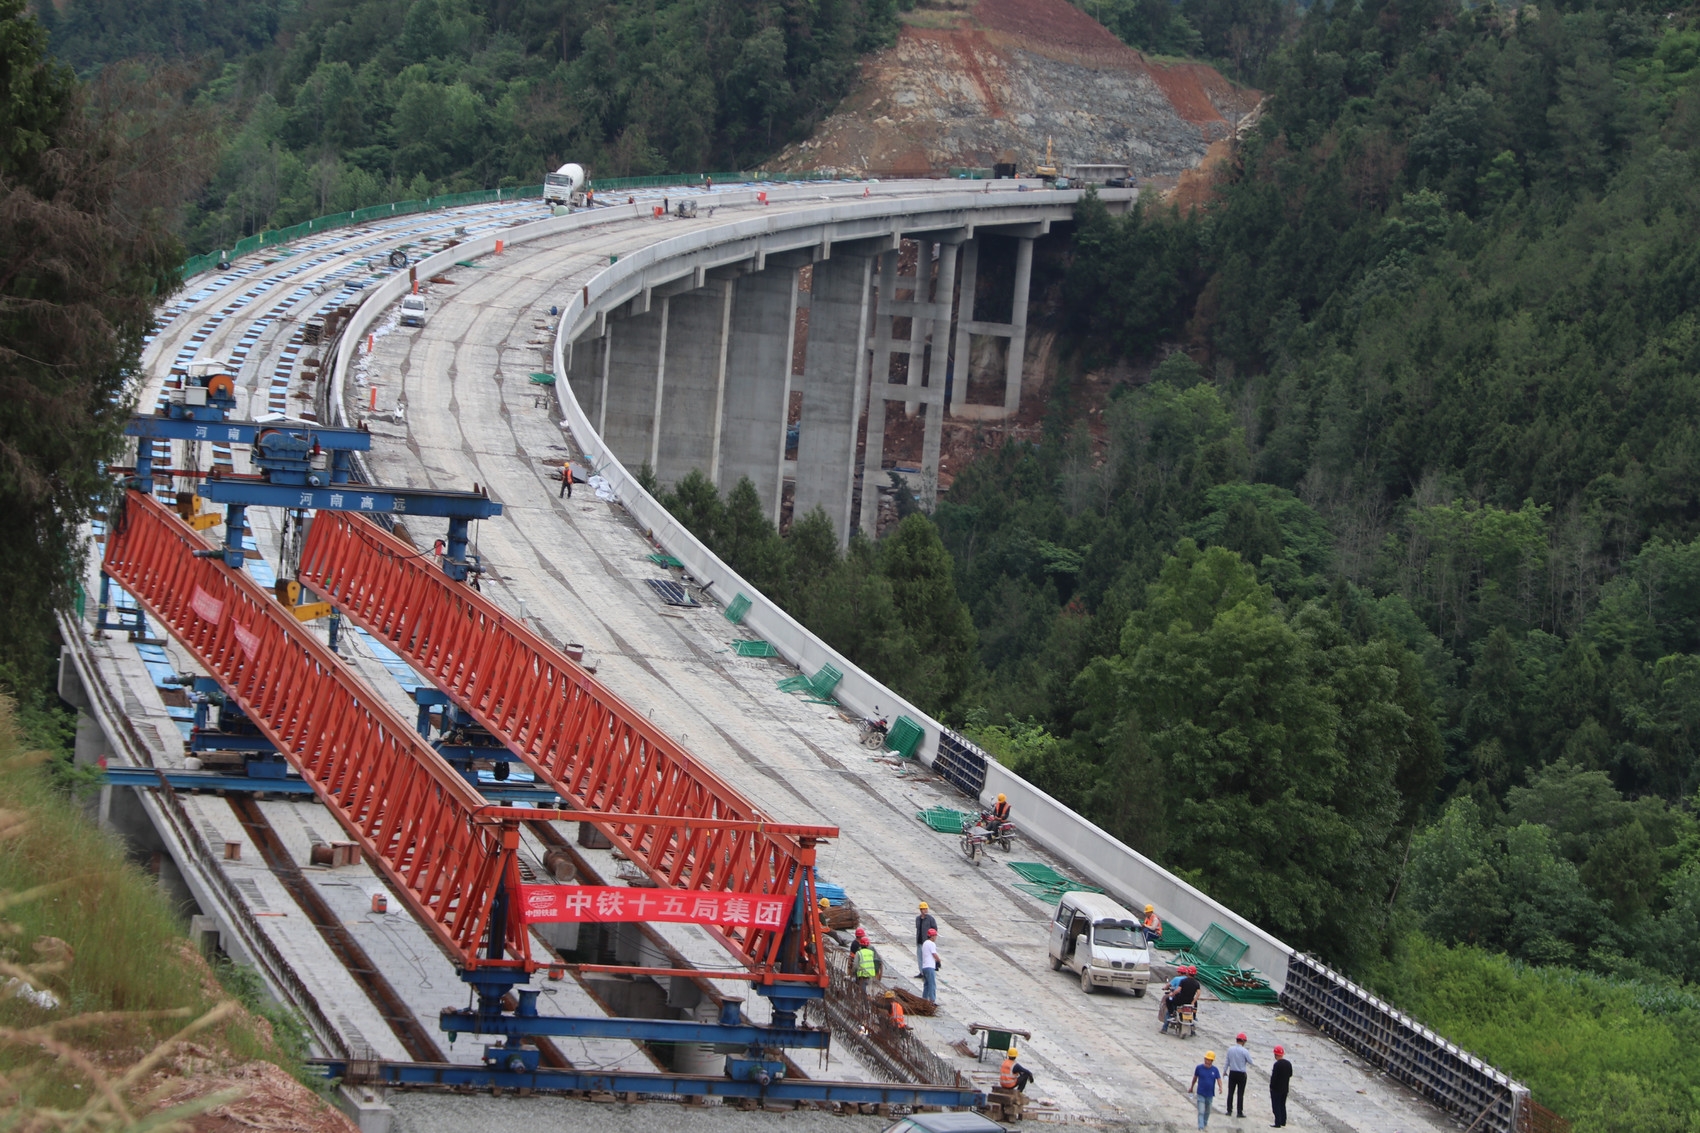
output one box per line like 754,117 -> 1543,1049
1280,954 -> 1525,1133
298,511 -> 831,983
103,491 -> 531,973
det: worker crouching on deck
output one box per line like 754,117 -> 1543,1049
1001,1047 -> 1034,1093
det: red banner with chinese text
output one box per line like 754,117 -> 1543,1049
519,885 -> 794,930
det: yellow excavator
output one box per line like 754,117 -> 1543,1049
1034,137 -> 1060,181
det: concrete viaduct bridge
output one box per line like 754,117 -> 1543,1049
561,187 -> 1092,538
63,180 -> 1530,1133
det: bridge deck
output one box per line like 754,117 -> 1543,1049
349,208 -> 1457,1130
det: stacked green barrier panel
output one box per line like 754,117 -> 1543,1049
731,640 -> 778,658
724,594 -> 752,623
917,807 -> 972,833
1013,881 -> 1104,902
647,552 -> 684,568
1153,925 -> 1196,953
884,715 -> 924,758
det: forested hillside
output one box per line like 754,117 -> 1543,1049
35,0 -> 897,252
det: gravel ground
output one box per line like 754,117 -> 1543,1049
389,1093 -> 908,1133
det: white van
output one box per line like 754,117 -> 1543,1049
1048,891 -> 1151,996
399,295 -> 428,328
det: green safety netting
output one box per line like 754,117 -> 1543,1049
723,594 -> 752,624
917,807 -> 972,833
1170,951 -> 1279,1004
884,715 -> 924,759
778,663 -> 841,703
1005,862 -> 1104,902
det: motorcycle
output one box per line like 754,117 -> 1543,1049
959,816 -> 988,864
977,811 -> 1016,852
859,716 -> 890,749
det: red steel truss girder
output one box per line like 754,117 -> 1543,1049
298,511 -> 836,981
102,492 -> 532,973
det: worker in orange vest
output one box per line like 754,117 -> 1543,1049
1001,1047 -> 1034,1093
889,999 -> 907,1029
559,460 -> 574,498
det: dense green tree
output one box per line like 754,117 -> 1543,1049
1,0 -> 201,719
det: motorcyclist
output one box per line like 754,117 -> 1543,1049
981,793 -> 1013,835
1160,965 -> 1202,1033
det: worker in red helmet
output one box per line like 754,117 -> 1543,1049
1270,1045 -> 1293,1127
919,926 -> 941,1002
1224,1032 -> 1252,1117
1161,965 -> 1202,1034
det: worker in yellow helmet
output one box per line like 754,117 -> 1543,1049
1190,1051 -> 1221,1128
915,901 -> 937,976
990,792 -> 1012,825
1142,902 -> 1163,943
1000,1046 -> 1034,1093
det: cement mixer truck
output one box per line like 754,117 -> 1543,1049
544,163 -> 586,208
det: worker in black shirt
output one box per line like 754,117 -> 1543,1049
915,901 -> 937,976
1270,1045 -> 1293,1127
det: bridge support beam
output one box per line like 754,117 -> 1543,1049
795,253 -> 873,545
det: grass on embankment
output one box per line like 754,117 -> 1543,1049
0,695 -> 308,1119
1363,933 -> 1700,1133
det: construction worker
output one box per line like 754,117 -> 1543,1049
1224,1032 -> 1251,1117
1142,903 -> 1163,943
889,998 -> 907,1029
851,928 -> 884,979
1189,1051 -> 1221,1129
915,901 -> 937,975
817,896 -> 832,932
853,939 -> 879,992
1000,1047 -> 1034,1093
919,926 -> 941,1002
559,460 -> 573,498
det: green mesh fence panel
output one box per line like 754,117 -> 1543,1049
1193,923 -> 1251,969
1153,925 -> 1196,953
917,807 -> 971,833
731,640 -> 777,657
1008,862 -> 1071,886
808,665 -> 842,699
776,674 -> 812,694
647,552 -> 683,568
884,715 -> 923,758
723,594 -> 751,623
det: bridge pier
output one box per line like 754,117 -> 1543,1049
654,285 -> 731,485
793,252 -> 874,543
599,303 -> 668,474
719,263 -> 802,523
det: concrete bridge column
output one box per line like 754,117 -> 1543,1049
718,265 -> 800,523
920,240 -> 959,509
949,238 -> 979,416
654,284 -> 732,487
945,233 -> 1034,421
566,333 -> 605,432
1004,236 -> 1034,416
795,252 -> 873,544
857,250 -> 901,535
599,303 -> 667,472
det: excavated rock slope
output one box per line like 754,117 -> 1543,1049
778,0 -> 1259,181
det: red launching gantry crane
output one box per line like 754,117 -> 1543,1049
101,490 -> 841,1085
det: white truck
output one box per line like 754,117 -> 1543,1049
399,294 -> 428,328
544,162 -> 586,208
1048,891 -> 1152,996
